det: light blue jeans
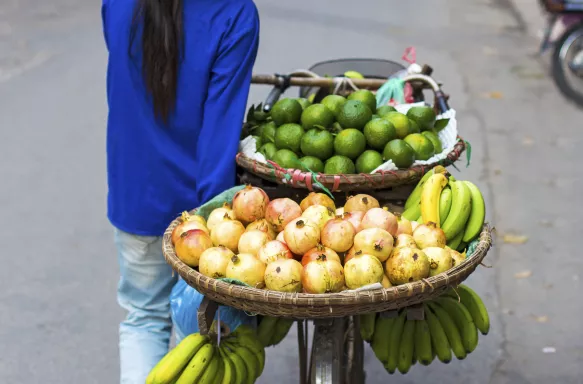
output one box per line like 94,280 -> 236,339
114,228 -> 178,384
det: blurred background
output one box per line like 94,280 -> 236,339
0,0 -> 581,383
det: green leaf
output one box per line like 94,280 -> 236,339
465,140 -> 472,167
434,118 -> 450,131
246,105 -> 256,123
296,160 -> 334,200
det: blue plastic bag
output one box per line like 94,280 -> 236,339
170,278 -> 257,341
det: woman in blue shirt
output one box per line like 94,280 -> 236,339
101,0 -> 259,382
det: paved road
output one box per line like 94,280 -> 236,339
1,0 -> 581,383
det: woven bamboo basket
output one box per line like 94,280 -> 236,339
163,214 -> 493,319
235,137 -> 466,192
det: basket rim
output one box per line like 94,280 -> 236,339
163,217 -> 492,307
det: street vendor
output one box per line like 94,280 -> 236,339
101,0 -> 260,382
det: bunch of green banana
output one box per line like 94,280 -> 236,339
146,324 -> 266,384
366,284 -> 490,374
257,316 -> 295,347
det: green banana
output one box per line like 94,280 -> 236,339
427,302 -> 466,360
421,173 -> 449,225
402,201 -> 421,221
197,354 -> 220,384
269,318 -> 294,346
439,187 -> 452,226
219,348 -> 236,384
435,296 -> 479,353
446,229 -> 464,250
359,313 -> 377,342
405,166 -> 446,209
257,316 -> 278,347
397,319 -> 415,374
176,343 -> 215,384
146,333 -> 209,384
462,181 -> 486,242
457,242 -> 468,252
414,319 -> 433,366
441,179 -> 472,240
230,345 -> 259,384
424,304 -> 452,364
417,214 -> 423,224
225,336 -> 265,377
212,358 -> 225,384
386,311 -> 407,374
222,347 -> 247,384
457,284 -> 490,335
371,316 -> 395,363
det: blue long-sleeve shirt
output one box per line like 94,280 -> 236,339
102,0 -> 259,236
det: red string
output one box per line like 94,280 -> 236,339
332,176 -> 340,192
305,174 -> 314,191
402,47 -> 416,64
360,173 -> 376,185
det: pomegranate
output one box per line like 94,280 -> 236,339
246,219 -> 276,240
385,247 -> 430,285
410,221 -> 420,232
381,274 -> 393,288
264,259 -> 303,293
232,185 -> 270,224
226,253 -> 266,288
276,231 -> 286,244
301,244 -> 341,266
302,255 -> 345,294
265,198 -> 302,232
198,246 -> 235,278
238,230 -> 271,256
335,207 -> 344,216
446,246 -> 466,267
258,240 -> 293,264
207,203 -> 236,231
395,215 -> 413,236
344,194 -> 380,213
283,218 -> 320,256
360,207 -> 398,236
424,247 -> 454,277
394,234 -> 418,249
343,253 -> 384,289
175,229 -> 213,267
343,247 -> 361,265
321,218 -> 355,253
341,211 -> 364,233
353,228 -> 394,262
171,211 -> 209,244
413,222 -> 446,249
301,205 -> 335,230
299,192 -> 336,211
210,219 -> 246,253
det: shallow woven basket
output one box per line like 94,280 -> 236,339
236,137 -> 466,192
163,215 -> 492,319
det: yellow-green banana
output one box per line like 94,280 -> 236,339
441,179 -> 472,240
219,348 -> 236,384
176,343 -> 216,384
359,313 -> 376,342
386,311 -> 407,374
427,302 -> 466,360
397,319 -> 415,374
222,347 -> 247,384
456,284 -> 490,335
402,201 -> 421,221
462,181 -> 485,242
214,359 -> 226,384
146,333 -> 209,384
405,166 -> 447,210
371,316 -> 394,363
414,319 -> 433,366
269,318 -> 294,346
227,344 -> 259,384
226,333 -> 265,376
446,229 -> 464,250
439,186 -> 452,226
421,173 -> 449,225
197,352 -> 220,384
424,304 -> 452,364
435,296 -> 478,353
257,316 -> 278,347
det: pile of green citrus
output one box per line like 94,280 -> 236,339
248,90 -> 444,174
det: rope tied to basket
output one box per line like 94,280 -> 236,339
289,69 -> 360,96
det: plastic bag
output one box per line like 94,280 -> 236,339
170,278 -> 257,341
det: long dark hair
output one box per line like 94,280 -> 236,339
129,0 -> 184,123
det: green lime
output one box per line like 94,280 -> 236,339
404,133 -> 435,160
347,90 -> 377,113
321,95 -> 347,117
355,150 -> 384,174
422,131 -> 443,153
344,70 -> 364,79
273,149 -> 300,169
377,105 -> 397,117
324,155 -> 356,174
406,106 -> 436,131
295,98 -> 312,110
334,128 -> 366,160
274,123 -> 305,153
383,111 -> 410,139
253,135 -> 263,150
301,104 -> 335,130
259,142 -> 278,160
337,100 -> 373,130
260,121 -> 277,144
298,156 -> 325,173
300,129 -> 335,160
371,114 -> 379,120
363,118 -> 396,151
408,119 -> 421,134
271,98 -> 303,126
383,139 -> 415,168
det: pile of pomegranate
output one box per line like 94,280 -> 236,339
171,185 -> 466,294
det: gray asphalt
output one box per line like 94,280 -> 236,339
1,0 -> 581,383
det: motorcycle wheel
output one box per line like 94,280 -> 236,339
551,21 -> 583,107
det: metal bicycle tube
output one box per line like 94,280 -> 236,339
310,318 -> 346,384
